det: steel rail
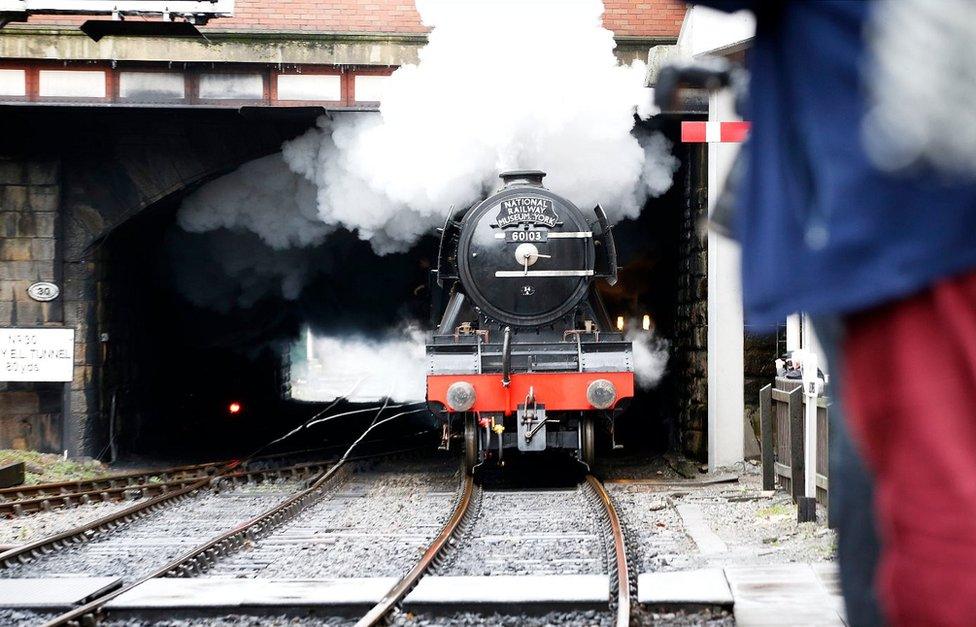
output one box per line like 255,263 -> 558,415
38,459 -> 350,627
0,460 -> 330,568
586,474 -> 631,627
0,446 -> 370,516
0,477 -> 205,517
0,478 -> 210,568
0,429 -> 410,507
0,460 -> 223,502
356,469 -> 475,627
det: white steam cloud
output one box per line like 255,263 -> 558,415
627,329 -> 669,389
178,154 -> 330,250
292,327 -> 667,403
290,327 -> 427,402
174,0 -> 677,404
177,0 -> 679,255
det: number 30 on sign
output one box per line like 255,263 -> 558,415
27,282 -> 60,302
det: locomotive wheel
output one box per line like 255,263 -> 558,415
464,414 -> 478,475
580,415 -> 596,468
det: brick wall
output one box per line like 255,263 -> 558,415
603,0 -> 687,37
0,155 -> 65,453
28,0 -> 686,38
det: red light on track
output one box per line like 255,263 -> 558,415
228,402 -> 242,415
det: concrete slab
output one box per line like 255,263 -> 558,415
0,577 -> 121,608
726,564 -> 845,627
675,503 -> 728,554
811,562 -> 847,622
105,577 -> 398,610
733,605 -> 846,627
404,575 -> 609,611
637,569 -> 733,605
811,562 -> 841,595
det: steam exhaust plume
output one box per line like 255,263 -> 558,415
291,327 -> 668,403
627,329 -> 670,389
171,0 -> 678,401
178,154 -> 330,250
290,327 -> 427,402
178,0 -> 679,256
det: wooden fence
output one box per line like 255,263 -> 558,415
759,377 -> 829,507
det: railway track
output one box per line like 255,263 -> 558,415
359,473 -> 631,627
0,461 -> 225,517
0,460 -> 333,571
15,437 -> 426,625
0,454 -> 630,626
0,437 -> 423,519
23,458 -> 345,627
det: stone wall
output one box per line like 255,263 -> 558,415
0,154 -> 65,452
0,107 -> 316,456
671,144 -> 708,459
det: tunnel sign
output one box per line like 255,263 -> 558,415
0,328 -> 74,382
27,282 -> 60,302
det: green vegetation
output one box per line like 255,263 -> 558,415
0,449 -> 108,486
757,502 -> 794,519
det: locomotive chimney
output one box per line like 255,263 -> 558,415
499,170 -> 547,188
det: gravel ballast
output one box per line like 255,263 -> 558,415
101,613 -> 352,627
0,479 -> 304,581
0,608 -> 55,627
204,459 -> 459,579
0,497 -> 149,546
608,465 -> 836,574
439,487 -> 605,577
392,609 -> 613,627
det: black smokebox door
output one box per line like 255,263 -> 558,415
458,189 -> 594,326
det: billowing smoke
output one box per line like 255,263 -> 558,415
640,133 -> 681,198
178,154 -> 330,250
169,0 -> 679,402
166,229 -> 313,312
177,0 -> 678,258
627,330 -> 669,389
276,0 -> 676,253
290,327 -> 427,402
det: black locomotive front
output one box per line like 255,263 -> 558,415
427,170 -> 635,473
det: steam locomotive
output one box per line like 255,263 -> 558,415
427,170 -> 634,473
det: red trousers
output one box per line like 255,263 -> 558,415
845,270 -> 976,626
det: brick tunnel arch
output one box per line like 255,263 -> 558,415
3,107 -> 712,464
2,106 -> 323,456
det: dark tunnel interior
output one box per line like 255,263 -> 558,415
99,198 -> 441,462
96,114 -> 699,465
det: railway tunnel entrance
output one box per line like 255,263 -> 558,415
2,105 -> 711,466
91,112 -> 707,464
97,190 -> 439,460
593,115 -> 707,462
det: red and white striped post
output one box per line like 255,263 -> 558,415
680,120 -> 751,144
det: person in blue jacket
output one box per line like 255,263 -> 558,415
682,2 -> 976,625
